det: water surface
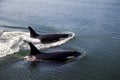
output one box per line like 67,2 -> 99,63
0,0 -> 120,80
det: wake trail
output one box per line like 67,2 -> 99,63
0,31 -> 75,57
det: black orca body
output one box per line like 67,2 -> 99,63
24,42 -> 81,62
28,26 -> 71,43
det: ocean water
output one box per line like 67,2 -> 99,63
0,0 -> 120,80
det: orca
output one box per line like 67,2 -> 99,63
28,26 -> 72,43
24,42 -> 81,62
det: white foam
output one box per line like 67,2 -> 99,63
0,31 -> 29,57
0,31 -> 75,57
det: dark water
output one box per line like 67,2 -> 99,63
0,0 -> 120,80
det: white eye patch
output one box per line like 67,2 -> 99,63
66,56 -> 75,59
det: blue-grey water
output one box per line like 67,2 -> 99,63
0,0 -> 120,80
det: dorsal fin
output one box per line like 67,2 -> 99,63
28,42 -> 42,55
28,26 -> 39,38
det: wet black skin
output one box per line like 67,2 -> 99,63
28,42 -> 81,62
35,51 -> 80,62
28,26 -> 70,43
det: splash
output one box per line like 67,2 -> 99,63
0,31 -> 75,57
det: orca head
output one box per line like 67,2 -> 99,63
73,51 -> 81,56
28,26 -> 39,38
